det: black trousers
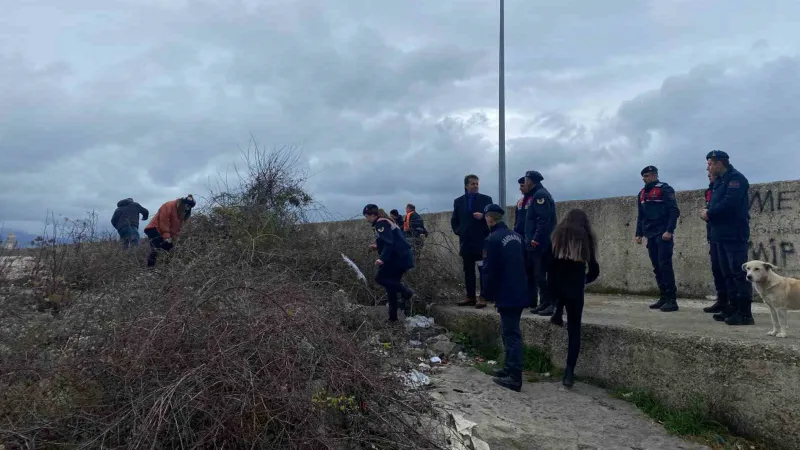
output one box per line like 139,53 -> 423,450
145,228 -> 174,267
526,247 -> 553,307
498,307 -> 524,381
709,244 -> 727,305
461,254 -> 482,299
557,295 -> 585,369
711,241 -> 752,316
646,236 -> 676,298
375,267 -> 413,321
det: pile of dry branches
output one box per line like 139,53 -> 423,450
0,142 -> 449,449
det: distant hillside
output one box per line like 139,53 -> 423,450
0,230 -> 44,249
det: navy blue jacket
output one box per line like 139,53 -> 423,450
635,181 -> 680,238
451,191 -> 493,257
481,222 -> 530,308
524,184 -> 556,251
111,198 -> 149,231
707,166 -> 750,243
373,218 -> 414,271
513,193 -> 533,235
704,184 -> 712,242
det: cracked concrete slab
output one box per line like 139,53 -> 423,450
431,364 -> 708,450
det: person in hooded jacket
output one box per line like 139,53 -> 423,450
111,198 -> 149,249
144,194 -> 196,267
479,203 -> 529,392
364,204 -> 416,323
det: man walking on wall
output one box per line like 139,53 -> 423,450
451,174 -> 493,308
635,166 -> 681,312
702,150 -> 754,326
521,171 -> 557,316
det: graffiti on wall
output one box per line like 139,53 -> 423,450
748,188 -> 799,267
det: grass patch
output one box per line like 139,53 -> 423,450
612,388 -> 763,449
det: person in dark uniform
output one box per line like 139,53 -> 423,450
389,209 -> 404,229
634,166 -> 681,312
521,171 -> 557,316
703,171 -> 728,314
479,204 -> 529,392
702,150 -> 753,326
363,204 -> 416,323
451,174 -> 493,309
514,176 -> 537,310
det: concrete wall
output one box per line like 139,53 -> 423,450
314,179 -> 800,297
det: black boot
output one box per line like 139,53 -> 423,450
549,313 -> 564,327
703,298 -> 727,313
537,303 -> 555,316
562,365 -> 574,389
725,309 -> 755,326
649,291 -> 666,309
492,367 -> 509,378
492,375 -> 522,392
713,304 -> 735,322
529,302 -> 544,314
660,297 -> 679,312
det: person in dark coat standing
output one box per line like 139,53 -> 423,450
479,204 -> 529,392
703,171 -> 728,314
389,209 -> 404,229
547,209 -> 600,389
513,176 -> 537,310
363,204 -> 416,323
522,171 -> 557,316
702,150 -> 753,326
634,166 -> 681,312
451,174 -> 493,308
403,203 -> 428,252
111,198 -> 149,249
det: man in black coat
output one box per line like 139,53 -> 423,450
111,198 -> 149,249
521,171 -> 557,316
451,174 -> 493,308
702,150 -> 753,326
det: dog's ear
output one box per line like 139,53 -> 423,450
741,263 -> 748,272
765,262 -> 777,271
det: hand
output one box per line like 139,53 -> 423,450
472,212 -> 484,220
700,209 -> 709,221
635,236 -> 642,245
369,243 -> 377,251
531,240 -> 539,248
164,237 -> 173,244
662,232 -> 673,241
375,259 -> 383,266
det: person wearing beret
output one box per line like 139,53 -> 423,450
702,150 -> 754,326
521,171 -> 557,317
634,166 -> 681,312
480,203 -> 529,392
513,174 -> 538,311
702,171 -> 728,315
451,174 -> 493,308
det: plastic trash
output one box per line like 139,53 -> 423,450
405,315 -> 435,329
430,356 -> 442,364
404,369 -> 431,387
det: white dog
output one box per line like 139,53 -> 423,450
742,260 -> 800,338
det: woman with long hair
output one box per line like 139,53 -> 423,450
547,208 -> 600,388
363,204 -> 415,323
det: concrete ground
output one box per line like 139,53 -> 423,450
437,294 -> 800,349
431,364 -> 708,450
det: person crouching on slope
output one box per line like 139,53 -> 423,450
479,204 -> 529,392
547,209 -> 600,389
363,204 -> 416,323
144,194 -> 196,267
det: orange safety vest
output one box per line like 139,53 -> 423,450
404,212 -> 412,232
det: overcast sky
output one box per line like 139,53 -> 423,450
2,0 -> 799,235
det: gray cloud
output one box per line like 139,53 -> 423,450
1,0 -> 799,234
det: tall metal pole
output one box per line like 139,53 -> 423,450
498,0 -> 507,207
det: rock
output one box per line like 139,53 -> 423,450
409,340 -> 423,348
426,333 -> 450,344
406,348 -> 427,359
431,340 -> 461,357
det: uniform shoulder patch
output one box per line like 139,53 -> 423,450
536,197 -> 545,204
377,227 -> 384,233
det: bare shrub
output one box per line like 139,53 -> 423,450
0,142 -> 449,449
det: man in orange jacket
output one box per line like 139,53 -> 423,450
143,194 -> 196,267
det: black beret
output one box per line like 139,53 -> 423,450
640,166 -> 658,175
362,204 -> 379,215
483,204 -> 505,216
706,149 -> 729,160
519,170 -> 543,183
